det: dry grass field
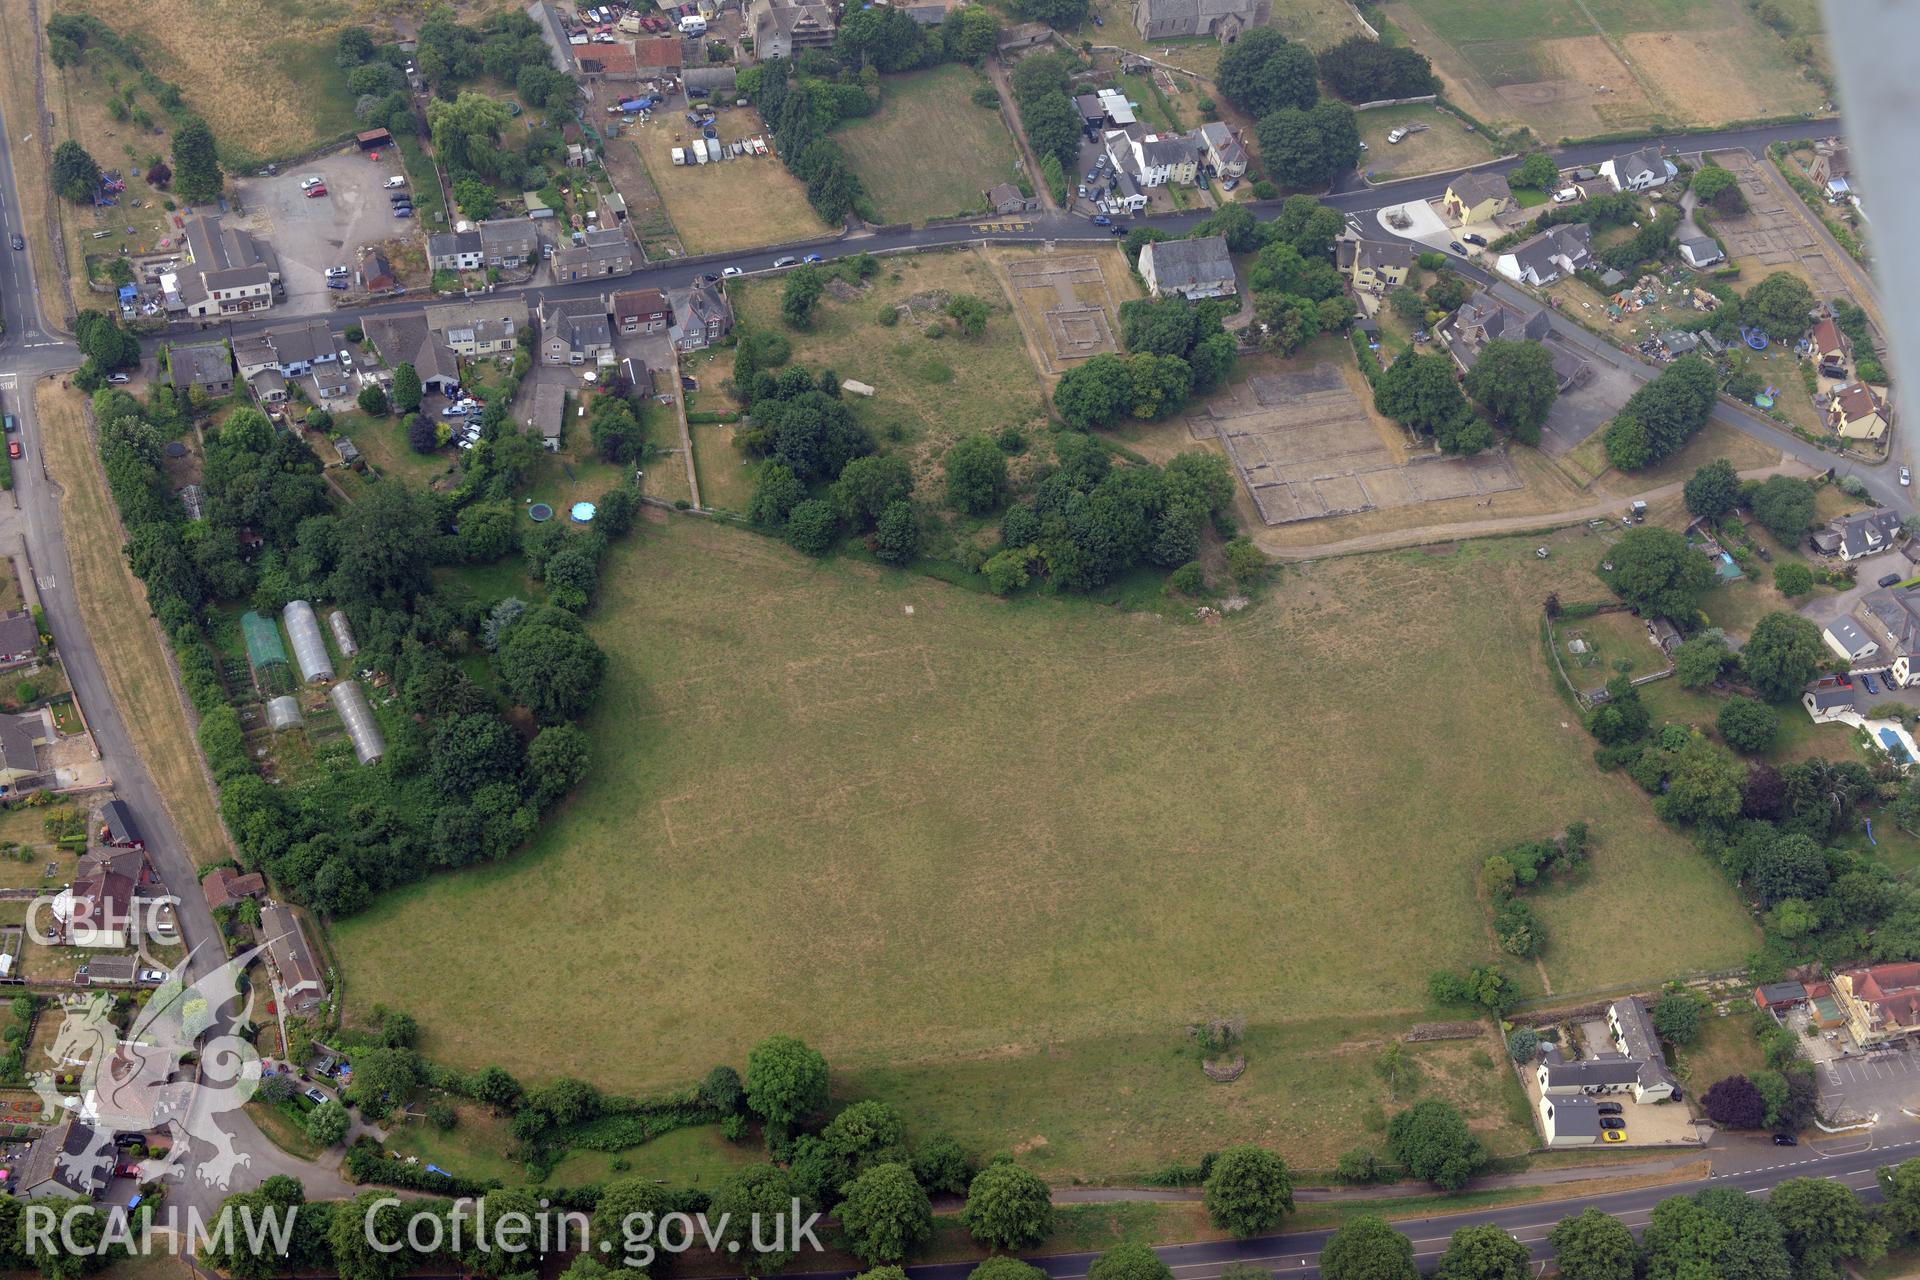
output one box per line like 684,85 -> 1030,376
836,66 -> 1024,226
627,107 -> 826,255
1356,105 -> 1503,181
333,516 -> 1756,1176
1383,0 -> 1823,142
35,380 -> 232,866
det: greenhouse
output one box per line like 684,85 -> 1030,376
282,601 -> 335,684
329,681 -> 386,765
265,695 -> 303,733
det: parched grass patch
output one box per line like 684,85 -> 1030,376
688,422 -> 755,515
1355,105 -> 1502,181
627,107 -> 825,255
36,381 -> 232,867
334,518 -> 1754,1176
837,66 -> 1023,226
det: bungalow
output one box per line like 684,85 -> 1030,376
540,298 -> 616,366
1496,223 -> 1591,286
1442,171 -> 1511,225
479,218 -> 541,270
669,280 -> 734,352
1678,236 -> 1723,269
52,868 -> 137,948
610,287 -> 671,334
1825,617 -> 1881,664
1538,1093 -> 1601,1149
1139,236 -> 1235,301
1803,677 -> 1858,723
262,903 -> 327,1014
1833,962 -> 1920,1045
0,609 -> 39,671
1189,121 -> 1248,179
0,712 -> 46,789
248,369 -> 288,406
427,230 -> 485,273
552,226 -> 637,282
1829,383 -> 1891,442
85,955 -> 139,987
167,341 -> 234,398
528,379 -> 566,452
1601,145 -> 1676,192
986,183 -> 1039,216
1335,236 -> 1414,292
14,1119 -> 114,1200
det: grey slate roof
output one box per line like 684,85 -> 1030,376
1507,223 -> 1590,281
169,341 -> 233,391
1804,681 -> 1857,711
544,298 -> 614,352
1448,170 -> 1511,206
1543,1096 -> 1602,1138
1837,509 -> 1903,559
429,230 -> 483,261
1610,145 -> 1672,185
1864,588 -> 1920,656
1610,997 -> 1676,1090
1541,1055 -> 1643,1088
1142,235 -> 1234,292
1828,617 -> 1874,654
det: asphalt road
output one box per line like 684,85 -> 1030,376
0,91 -> 1908,1253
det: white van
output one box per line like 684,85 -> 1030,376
1552,187 -> 1579,203
679,14 -> 707,33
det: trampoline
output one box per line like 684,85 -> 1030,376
1741,326 -> 1770,351
570,502 -> 596,523
163,442 -> 188,459
528,503 -> 554,522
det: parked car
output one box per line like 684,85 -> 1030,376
1463,233 -> 1487,246
1091,214 -> 1112,226
327,280 -> 349,290
303,1087 -> 328,1105
1078,185 -> 1088,198
8,442 -> 20,460
1903,467 -> 1911,487
299,175 -> 323,190
1773,1133 -> 1799,1146
441,405 -> 470,418
803,253 -> 824,264
393,207 -> 413,218
384,176 -> 407,189
1597,1102 -> 1623,1115
9,234 -> 21,251
107,373 -> 132,384
1221,177 -> 1238,191
721,266 -> 742,277
773,256 -> 798,268
1552,187 -> 1579,203
1880,573 -> 1903,589
1447,240 -> 1467,255
1598,1117 -> 1625,1131
138,969 -> 164,983
1602,1130 -> 1626,1143
1110,225 -> 1126,235
325,265 -> 349,278
390,192 -> 413,204
304,185 -> 328,198
1386,127 -> 1407,144
1865,673 -> 1881,694
3,415 -> 15,433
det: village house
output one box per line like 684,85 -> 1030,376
1829,383 -> 1890,442
0,610 -> 37,671
425,298 -> 529,358
1536,996 -> 1679,1103
1188,121 -> 1248,179
669,280 -> 734,351
1336,236 -> 1413,292
1441,290 -> 1591,391
553,226 -> 637,282
1810,140 -> 1852,198
1496,223 -> 1592,286
168,215 -> 281,319
1138,236 -> 1235,301
427,230 -> 485,273
167,341 -> 234,398
610,288 -> 671,334
1860,588 -> 1920,687
479,218 -> 542,270
577,41 -> 641,80
0,712 -> 44,790
748,0 -> 837,59
540,298 -> 617,366
1802,677 -> 1858,723
1103,125 -> 1197,189
14,1120 -> 114,1200
1810,314 -> 1850,373
632,36 -> 683,75
201,865 -> 267,912
262,904 -> 327,1014
1131,0 -> 1270,42
1601,145 -> 1676,192
1441,172 -> 1511,225
986,183 -> 1039,216
1816,508 -> 1903,562
1538,1094 -> 1603,1149
362,313 -> 462,397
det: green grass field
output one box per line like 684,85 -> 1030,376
837,67 -> 1024,225
333,519 -> 1756,1178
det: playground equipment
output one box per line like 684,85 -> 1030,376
1741,326 -> 1770,350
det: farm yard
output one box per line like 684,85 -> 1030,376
332,517 -> 1756,1176
629,107 -> 825,255
836,66 -> 1025,226
1381,0 -> 1823,142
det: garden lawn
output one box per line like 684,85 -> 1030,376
333,519 -> 1755,1179
1672,1008 -> 1769,1096
836,66 -> 1024,225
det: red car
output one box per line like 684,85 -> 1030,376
8,442 -> 21,460
304,185 -> 328,198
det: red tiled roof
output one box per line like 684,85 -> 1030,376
1811,315 -> 1844,354
633,37 -> 682,69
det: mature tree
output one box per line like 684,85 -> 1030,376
748,462 -> 806,527
1642,1195 -> 1735,1280
1374,352 -> 1487,454
497,610 -> 606,723
328,479 -> 438,609
837,1163 -> 933,1264
1694,1186 -> 1795,1280
1316,36 -> 1437,104
171,116 -> 224,204
960,1162 -> 1054,1250
1216,29 -> 1319,118
304,1100 -> 351,1147
911,1133 -> 977,1196
1547,1208 -> 1636,1280
1768,1176 -> 1885,1280
1744,611 -> 1823,701
1086,1244 -> 1173,1280
1605,525 -> 1714,620
1692,163 -> 1747,213
1387,1099 -> 1484,1190
1267,193 -> 1347,258
1673,633 -> 1732,688
1054,352 -> 1134,429
358,384 -> 389,417
1509,152 -> 1559,191
1434,1224 -> 1529,1280
1750,830 -> 1830,905
1748,475 -> 1816,544
835,6 -> 927,71
406,413 -> 437,453
426,92 -> 514,174
344,1046 -> 423,1119
873,501 -> 919,565
946,433 -> 1009,514
51,140 -> 102,204
330,1193 -> 411,1280
1656,736 -> 1747,826
712,1165 -> 808,1276
744,1034 -> 829,1131
1256,101 -> 1362,190
1604,355 -> 1718,469
785,499 -> 838,556
1202,1146 -> 1294,1237
966,1260 -> 1047,1280
946,294 -> 991,338
1651,992 -> 1702,1045
831,454 -> 913,527
1319,1215 -> 1417,1280
1013,0 -> 1088,28
1684,458 -> 1741,520
1462,339 -> 1558,445
1249,293 -> 1322,355
1743,271 -> 1817,340
391,363 -> 423,414
944,7 -> 999,59
1773,560 -> 1814,597
1717,696 -> 1779,754
526,724 -> 590,809
783,266 -> 824,328
1879,1157 -> 1920,1245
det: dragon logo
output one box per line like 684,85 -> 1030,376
31,933 -> 268,1193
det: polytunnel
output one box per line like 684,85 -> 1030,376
281,600 -> 335,684
329,680 -> 386,765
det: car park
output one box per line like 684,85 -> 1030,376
1880,573 -> 1903,589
